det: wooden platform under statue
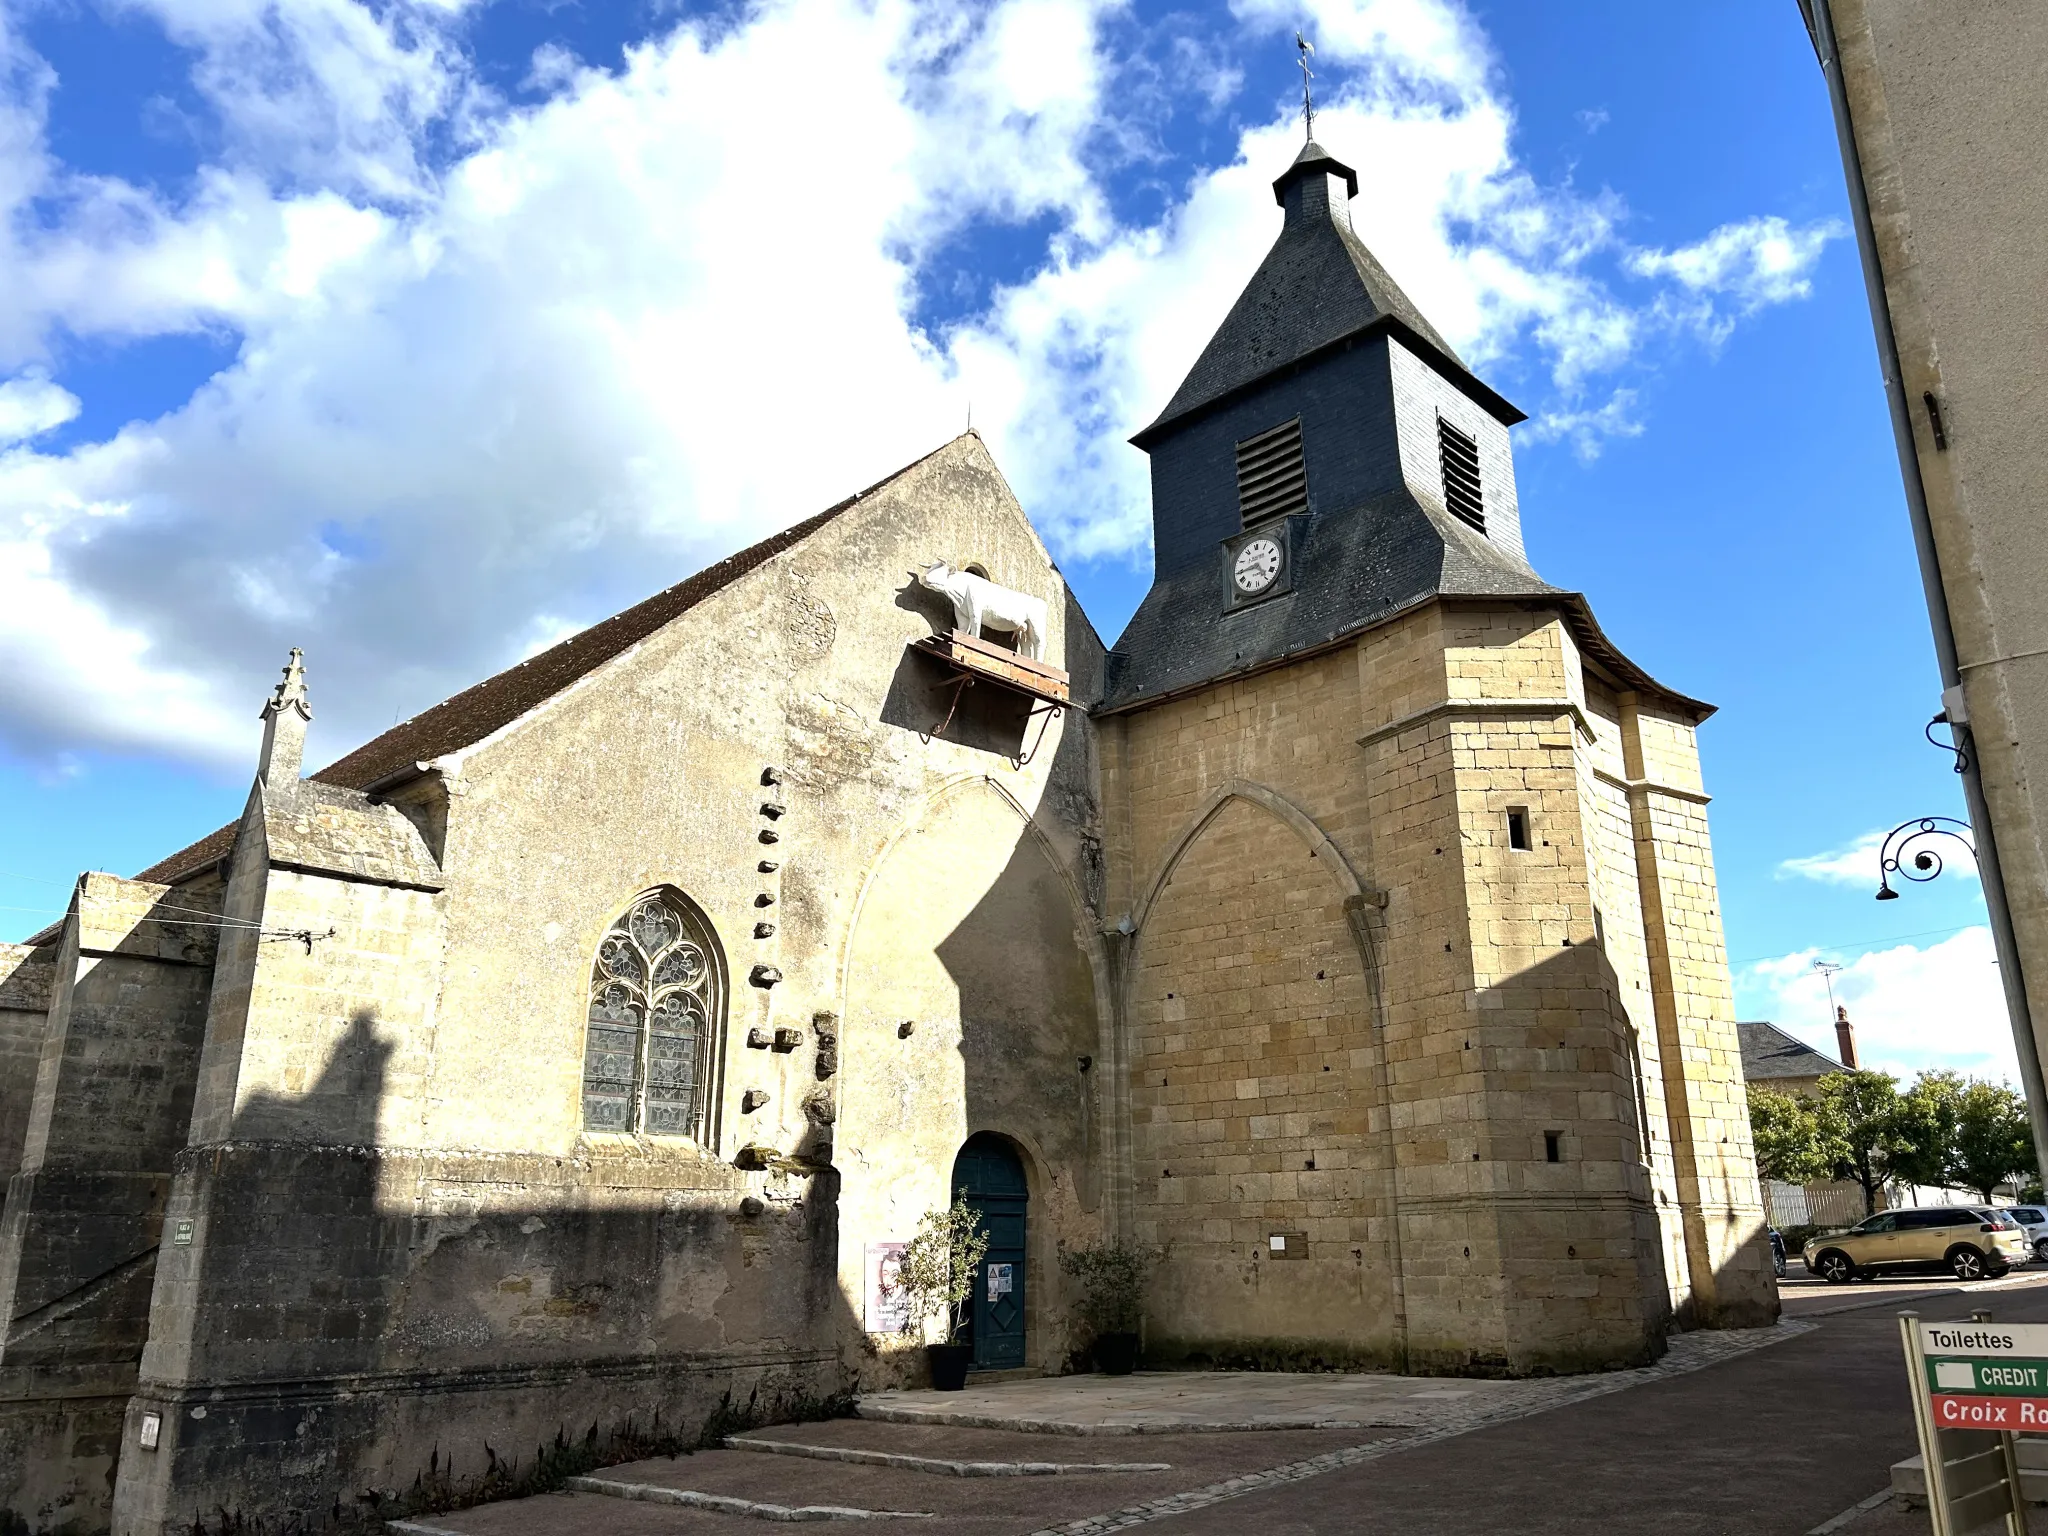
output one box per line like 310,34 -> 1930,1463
915,630 -> 1070,706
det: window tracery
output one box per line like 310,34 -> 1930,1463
582,890 -> 722,1139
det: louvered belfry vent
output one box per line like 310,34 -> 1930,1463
1235,418 -> 1309,528
1437,416 -> 1485,533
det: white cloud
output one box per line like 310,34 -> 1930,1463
1780,828 -> 1978,887
125,0 -> 476,202
0,370 -> 78,444
1524,388 -> 1643,461
1739,928 -> 2018,1082
1628,214 -> 1843,314
0,0 -> 1844,775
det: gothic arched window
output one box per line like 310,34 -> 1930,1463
582,890 -> 723,1140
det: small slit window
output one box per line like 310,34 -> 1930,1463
1437,415 -> 1485,533
1545,1131 -> 1563,1163
583,889 -> 725,1140
1506,808 -> 1532,851
1235,418 -> 1308,528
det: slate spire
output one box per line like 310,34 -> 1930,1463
1133,140 -> 1510,449
1102,137 -> 1547,712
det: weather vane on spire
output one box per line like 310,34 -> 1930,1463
1296,31 -> 1316,144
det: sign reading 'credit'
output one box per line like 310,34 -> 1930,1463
1919,1320 -> 2048,1431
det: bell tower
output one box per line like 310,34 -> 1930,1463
1107,139 -> 1542,712
1096,135 -> 1778,1376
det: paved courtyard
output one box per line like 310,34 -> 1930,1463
391,1272 -> 2048,1536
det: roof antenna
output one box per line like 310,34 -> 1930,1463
966,401 -> 973,433
1296,31 -> 1316,144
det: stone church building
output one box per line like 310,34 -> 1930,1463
0,140 -> 1775,1534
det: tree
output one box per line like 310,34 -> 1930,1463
1748,1088 -> 1834,1185
893,1198 -> 988,1342
1814,1070 -> 1912,1216
1893,1071 -> 1966,1191
1951,1081 -> 2038,1202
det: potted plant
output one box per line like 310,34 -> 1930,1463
1059,1240 -> 1156,1375
895,1197 -> 988,1391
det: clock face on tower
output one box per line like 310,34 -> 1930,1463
1233,536 -> 1283,594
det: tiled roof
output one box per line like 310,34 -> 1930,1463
1737,1020 -> 1844,1083
135,440 -> 959,887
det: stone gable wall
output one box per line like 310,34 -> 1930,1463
111,436 -> 1114,1534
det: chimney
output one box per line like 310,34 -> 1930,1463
1834,1005 -> 1859,1070
258,648 -> 311,794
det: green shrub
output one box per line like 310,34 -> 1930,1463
1058,1240 -> 1158,1334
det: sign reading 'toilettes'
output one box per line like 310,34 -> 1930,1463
1920,1320 -> 2048,1431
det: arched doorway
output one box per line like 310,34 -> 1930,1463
951,1134 -> 1027,1370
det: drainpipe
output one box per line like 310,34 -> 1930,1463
1804,0 -> 2048,1186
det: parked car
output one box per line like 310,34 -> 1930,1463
1768,1227 -> 1787,1279
1804,1206 -> 2031,1283
2005,1205 -> 2048,1261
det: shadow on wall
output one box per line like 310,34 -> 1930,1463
1407,938 -> 1776,1369
878,579 -> 1035,759
1113,782 -> 1771,1377
0,880 -> 217,1536
113,1005 -> 862,1534
842,584 -> 1106,1379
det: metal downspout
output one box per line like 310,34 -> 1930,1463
1806,0 -> 2048,1182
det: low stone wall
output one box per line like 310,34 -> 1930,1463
109,1139 -> 854,1534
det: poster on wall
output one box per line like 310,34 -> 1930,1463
865,1242 -> 911,1334
987,1262 -> 1013,1302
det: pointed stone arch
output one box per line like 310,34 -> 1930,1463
837,772 -> 1102,1003
1114,778 -> 1405,1362
1128,778 -> 1383,942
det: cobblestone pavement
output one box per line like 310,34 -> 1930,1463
1135,1282 -> 2048,1536
388,1428 -> 1395,1536
389,1316 -> 1813,1536
857,1321 -> 1803,1440
388,1273 -> 2048,1536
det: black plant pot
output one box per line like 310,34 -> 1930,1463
1094,1331 -> 1140,1376
927,1342 -> 973,1392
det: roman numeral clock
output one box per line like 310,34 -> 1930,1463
1223,521 -> 1297,609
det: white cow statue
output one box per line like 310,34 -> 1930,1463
917,561 -> 1049,662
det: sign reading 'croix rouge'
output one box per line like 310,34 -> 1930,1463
1921,1320 -> 2048,1433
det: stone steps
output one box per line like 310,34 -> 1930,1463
724,1433 -> 1172,1478
564,1474 -> 931,1521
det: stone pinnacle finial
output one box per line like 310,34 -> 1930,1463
257,647 -> 312,793
264,648 -> 311,722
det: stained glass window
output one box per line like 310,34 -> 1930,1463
582,891 -> 721,1139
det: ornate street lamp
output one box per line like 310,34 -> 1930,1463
1874,816 -> 1976,901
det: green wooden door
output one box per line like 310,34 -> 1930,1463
952,1134 -> 1027,1370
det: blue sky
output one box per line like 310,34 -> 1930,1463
0,0 -> 2004,1080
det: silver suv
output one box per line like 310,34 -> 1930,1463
2005,1205 -> 2048,1261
